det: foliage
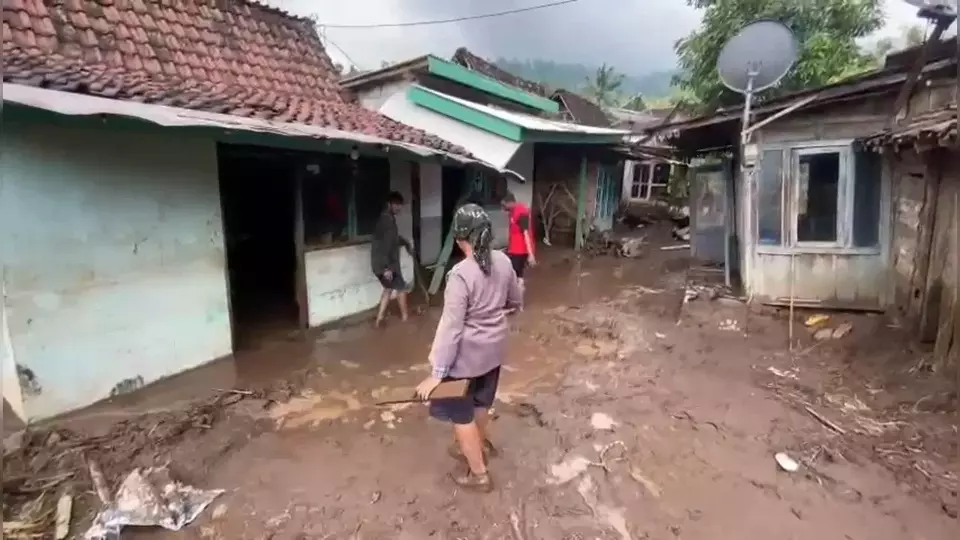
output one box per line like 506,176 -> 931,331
674,0 -> 884,111
494,58 -> 677,100
619,93 -> 647,112
583,64 -> 627,108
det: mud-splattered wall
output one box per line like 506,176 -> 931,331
0,121 -> 232,421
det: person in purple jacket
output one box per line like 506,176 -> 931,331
415,204 -> 523,492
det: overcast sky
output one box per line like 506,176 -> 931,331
267,0 -> 930,73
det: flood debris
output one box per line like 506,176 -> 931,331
804,314 -> 830,327
590,412 -> 619,431
804,406 -> 847,435
775,452 -> 800,473
84,466 -> 224,539
54,491 -> 72,540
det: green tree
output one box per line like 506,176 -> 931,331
619,93 -> 647,112
582,63 -> 626,108
674,0 -> 884,111
902,24 -> 926,48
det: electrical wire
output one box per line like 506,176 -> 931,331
317,0 -> 584,29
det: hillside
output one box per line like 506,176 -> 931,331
494,58 -> 677,99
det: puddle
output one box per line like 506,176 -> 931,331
270,390 -> 364,429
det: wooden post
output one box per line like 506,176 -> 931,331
575,155 -> 588,307
575,156 -> 588,251
293,166 -> 308,330
429,170 -> 472,296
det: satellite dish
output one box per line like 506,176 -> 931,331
717,19 -> 798,94
901,0 -> 957,20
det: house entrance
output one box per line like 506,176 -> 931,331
218,144 -> 300,349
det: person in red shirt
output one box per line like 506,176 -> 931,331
501,191 -> 536,296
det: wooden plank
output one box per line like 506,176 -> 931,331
933,191 -> 957,365
428,173 -> 473,295
376,379 -> 469,405
909,161 -> 943,332
574,156 -> 588,251
293,168 -> 308,330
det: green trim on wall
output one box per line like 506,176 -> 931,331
426,56 -> 559,114
408,85 -> 524,141
519,130 -> 626,145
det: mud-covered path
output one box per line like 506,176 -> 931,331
141,244 -> 956,539
6,232 -> 957,539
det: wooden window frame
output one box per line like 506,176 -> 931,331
756,139 -> 882,256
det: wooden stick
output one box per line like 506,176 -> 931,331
804,406 -> 847,435
789,252 -> 796,352
86,458 -> 111,505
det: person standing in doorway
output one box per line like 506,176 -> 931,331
415,204 -> 523,492
371,191 -> 412,328
502,191 -> 536,301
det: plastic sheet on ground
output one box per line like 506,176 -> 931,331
84,466 -> 224,539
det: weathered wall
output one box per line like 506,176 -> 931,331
0,121 -> 231,421
304,159 -> 415,327
355,79 -> 410,112
749,101 -> 893,309
889,152 -> 928,319
419,163 -> 444,264
1,280 -> 26,425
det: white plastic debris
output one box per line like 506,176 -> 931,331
774,452 -> 800,472
590,412 -> 619,431
84,466 -> 224,539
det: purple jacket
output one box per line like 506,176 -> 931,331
429,251 -> 523,379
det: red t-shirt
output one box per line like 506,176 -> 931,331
507,203 -> 532,255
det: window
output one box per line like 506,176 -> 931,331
631,163 -> 650,199
302,155 -> 392,248
757,150 -> 783,245
629,161 -> 671,200
756,142 -> 882,250
795,150 -> 841,243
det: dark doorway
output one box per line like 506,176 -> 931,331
218,144 -> 300,350
441,166 -> 468,261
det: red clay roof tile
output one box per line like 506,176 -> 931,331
3,0 -> 467,155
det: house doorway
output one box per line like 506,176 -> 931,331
218,144 -> 301,350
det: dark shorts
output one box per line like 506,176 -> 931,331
508,254 -> 527,279
376,269 -> 407,291
429,367 -> 501,425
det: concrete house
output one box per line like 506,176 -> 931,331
649,36 -> 958,350
341,48 -> 631,255
0,0 -> 508,423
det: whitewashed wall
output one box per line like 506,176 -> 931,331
1,281 -> 25,424
304,159 -> 415,326
420,163 -> 444,264
0,122 -> 232,421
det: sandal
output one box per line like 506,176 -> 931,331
450,470 -> 493,493
447,439 -> 499,463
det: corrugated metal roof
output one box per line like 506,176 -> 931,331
2,83 -> 522,179
416,86 -> 629,137
861,105 -> 957,148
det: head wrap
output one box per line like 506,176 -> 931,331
451,203 -> 494,275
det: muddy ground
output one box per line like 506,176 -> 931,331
3,226 -> 958,539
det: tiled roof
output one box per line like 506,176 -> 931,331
862,106 -> 957,149
552,89 -> 611,127
1,0 -> 467,155
452,47 -> 549,97
451,47 -> 612,127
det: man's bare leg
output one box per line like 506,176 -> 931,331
452,422 -> 492,491
375,289 -> 390,327
475,408 -> 499,456
397,290 -> 410,322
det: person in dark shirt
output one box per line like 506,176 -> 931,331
371,191 -> 412,327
